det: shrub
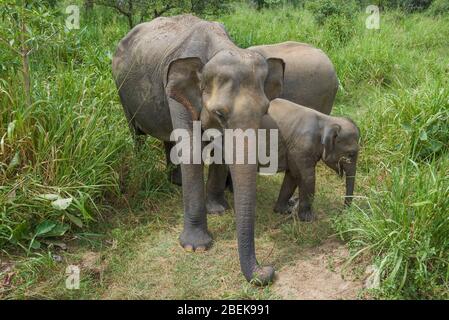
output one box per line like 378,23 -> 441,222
321,15 -> 356,47
335,157 -> 449,298
0,4 -> 171,252
360,85 -> 449,163
427,0 -> 449,15
396,0 -> 434,12
306,0 -> 358,25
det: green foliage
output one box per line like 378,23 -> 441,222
394,0 -> 433,11
328,9 -> 449,297
335,158 -> 449,298
222,2 -> 449,298
0,4 -> 171,251
305,0 -> 358,25
428,0 -> 449,15
95,0 -> 233,28
252,0 -> 283,10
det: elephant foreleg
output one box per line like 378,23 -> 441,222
169,98 -> 212,251
274,170 -> 297,214
297,166 -> 316,222
164,141 -> 182,186
206,163 -> 230,214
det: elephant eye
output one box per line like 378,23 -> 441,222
214,110 -> 226,121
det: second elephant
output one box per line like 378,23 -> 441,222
248,41 -> 339,115
261,98 -> 360,221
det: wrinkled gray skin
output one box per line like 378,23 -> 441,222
112,15 -> 285,285
261,99 -> 360,222
248,41 -> 338,115
215,41 -> 339,198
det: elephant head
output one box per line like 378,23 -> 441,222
166,50 -> 285,284
321,118 -> 360,206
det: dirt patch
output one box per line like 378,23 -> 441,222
273,238 -> 364,300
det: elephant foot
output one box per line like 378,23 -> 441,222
298,210 -> 316,222
206,194 -> 230,215
168,166 -> 182,186
274,197 -> 298,214
273,202 -> 290,214
250,265 -> 275,286
179,227 -> 213,252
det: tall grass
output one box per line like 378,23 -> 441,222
0,5 -> 170,252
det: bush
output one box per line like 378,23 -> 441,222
335,157 -> 449,298
396,0 -> 433,11
427,0 -> 449,15
0,4 -> 171,252
321,15 -> 356,47
306,0 -> 358,25
359,85 -> 449,163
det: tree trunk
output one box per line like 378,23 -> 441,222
127,13 -> 133,28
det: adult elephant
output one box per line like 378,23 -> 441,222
112,15 -> 284,285
248,41 -> 338,114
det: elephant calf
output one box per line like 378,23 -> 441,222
261,98 -> 360,221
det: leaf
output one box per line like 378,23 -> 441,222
11,221 -> 30,243
42,241 -> 67,250
6,189 -> 16,203
7,120 -> 16,139
30,239 -> 41,250
411,200 -> 432,207
401,123 -> 411,132
7,151 -> 20,171
34,220 -> 56,237
66,213 -> 83,228
43,223 -> 70,237
51,197 -> 73,210
0,135 -> 4,154
38,193 -> 60,201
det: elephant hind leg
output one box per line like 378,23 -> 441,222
225,171 -> 233,193
164,141 -> 182,186
206,163 -> 230,215
274,171 -> 297,214
121,106 -> 146,153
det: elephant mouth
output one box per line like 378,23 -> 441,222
338,164 -> 344,178
336,156 -> 352,178
335,159 -> 344,178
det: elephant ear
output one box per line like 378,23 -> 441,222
264,58 -> 285,101
321,123 -> 341,160
166,57 -> 204,120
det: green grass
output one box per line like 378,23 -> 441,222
1,2 -> 448,299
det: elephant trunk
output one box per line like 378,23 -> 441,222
344,163 -> 357,207
229,163 -> 274,285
